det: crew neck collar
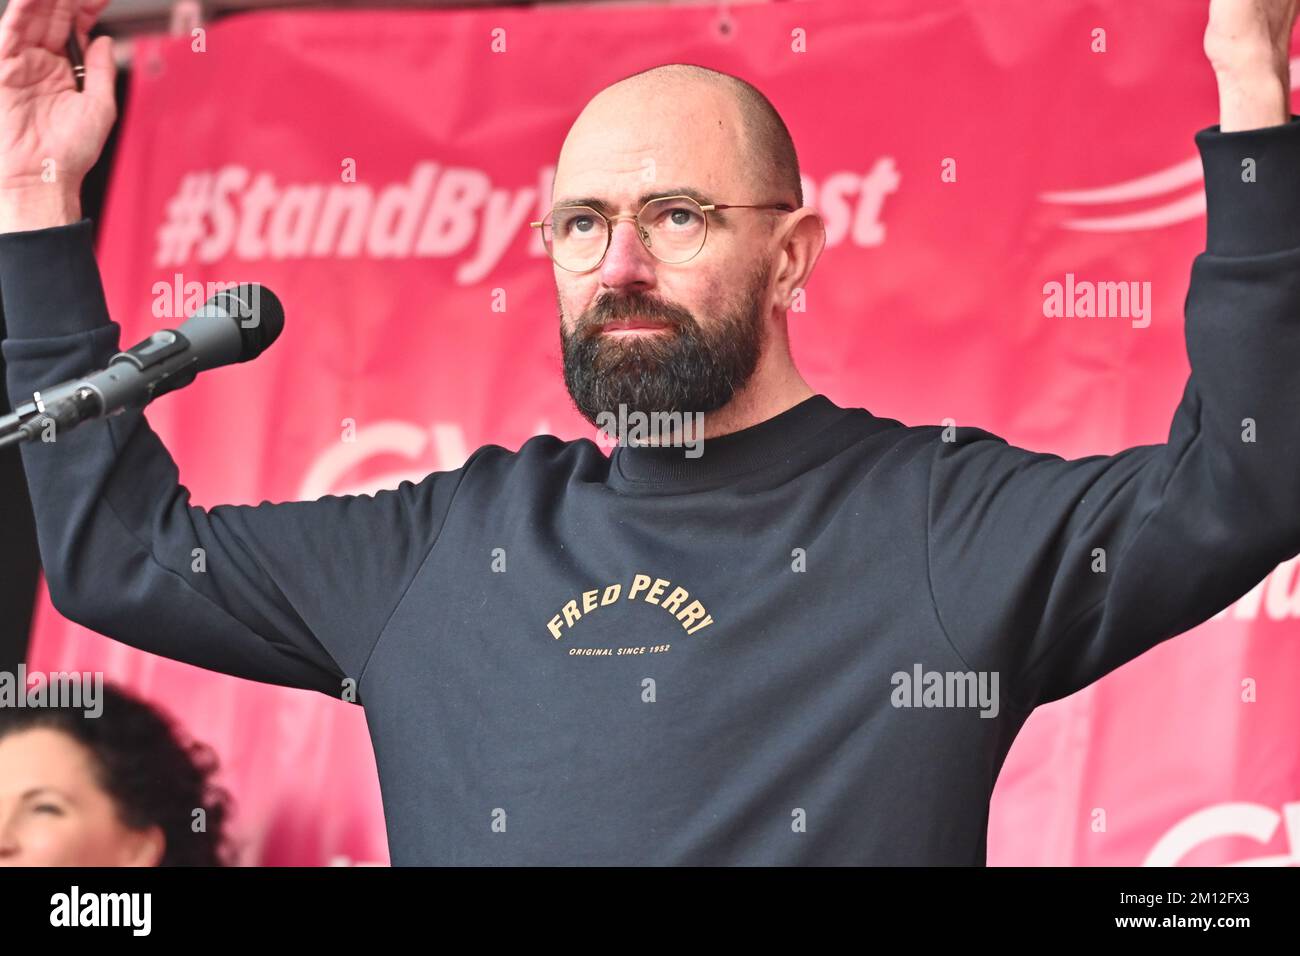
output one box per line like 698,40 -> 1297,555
606,394 -> 850,492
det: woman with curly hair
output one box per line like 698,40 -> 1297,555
0,681 -> 235,865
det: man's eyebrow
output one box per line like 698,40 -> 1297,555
22,787 -> 72,802
551,187 -> 716,211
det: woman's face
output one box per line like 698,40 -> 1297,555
0,728 -> 164,866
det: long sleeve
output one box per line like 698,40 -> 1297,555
926,116 -> 1300,712
0,218 -> 468,699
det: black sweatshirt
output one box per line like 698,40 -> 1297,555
5,118 -> 1300,865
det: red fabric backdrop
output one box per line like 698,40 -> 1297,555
24,0 -> 1300,865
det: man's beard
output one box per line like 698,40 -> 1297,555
560,260 -> 771,428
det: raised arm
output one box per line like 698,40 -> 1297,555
0,0 -> 467,698
926,0 -> 1300,711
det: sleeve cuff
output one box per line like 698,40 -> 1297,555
0,216 -> 112,339
1196,114 -> 1300,256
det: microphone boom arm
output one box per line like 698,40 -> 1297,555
0,328 -> 198,448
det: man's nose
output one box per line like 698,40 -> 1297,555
598,218 -> 657,292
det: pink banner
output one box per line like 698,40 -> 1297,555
26,0 -> 1300,865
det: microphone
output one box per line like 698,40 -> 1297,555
0,284 -> 283,449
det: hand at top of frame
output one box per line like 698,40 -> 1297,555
0,0 -> 116,231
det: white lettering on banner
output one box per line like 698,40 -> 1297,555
155,161 -> 901,283
805,157 -> 900,247
1143,801 -> 1300,866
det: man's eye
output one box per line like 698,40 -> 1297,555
33,804 -> 64,815
558,215 -> 599,238
663,206 -> 701,227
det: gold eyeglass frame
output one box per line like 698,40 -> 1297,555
530,194 -> 797,273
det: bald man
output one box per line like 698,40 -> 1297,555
4,0 -> 1300,865
553,63 -> 820,438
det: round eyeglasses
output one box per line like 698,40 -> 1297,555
530,194 -> 796,273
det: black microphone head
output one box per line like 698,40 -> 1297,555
207,284 -> 285,362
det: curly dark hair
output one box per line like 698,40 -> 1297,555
0,679 -> 236,865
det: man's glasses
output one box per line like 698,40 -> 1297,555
531,194 -> 796,273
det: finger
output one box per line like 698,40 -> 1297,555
81,32 -> 114,110
0,0 -> 78,59
73,0 -> 110,39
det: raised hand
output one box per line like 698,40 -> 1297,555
0,0 -> 116,229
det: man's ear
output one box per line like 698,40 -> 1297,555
774,209 -> 826,310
